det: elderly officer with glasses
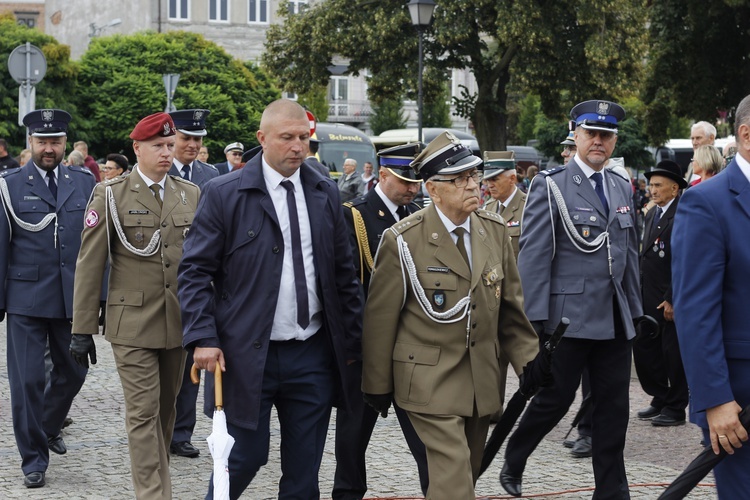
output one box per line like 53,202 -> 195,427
361,131 -> 539,500
500,100 -> 642,499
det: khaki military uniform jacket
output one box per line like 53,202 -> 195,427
484,189 -> 526,259
361,204 -> 538,417
73,170 -> 200,349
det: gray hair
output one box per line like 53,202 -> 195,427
691,121 -> 717,140
735,94 -> 750,138
67,150 -> 85,166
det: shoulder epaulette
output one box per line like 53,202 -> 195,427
102,176 -> 127,188
391,211 -> 424,234
0,167 -> 21,177
477,208 -> 506,225
170,174 -> 197,186
199,161 -> 218,172
538,165 -> 566,177
69,165 -> 94,176
348,196 -> 367,208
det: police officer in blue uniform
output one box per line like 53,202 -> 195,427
0,109 -> 96,488
168,109 -> 219,188
500,100 -> 642,499
335,143 -> 429,499
167,108 -> 217,458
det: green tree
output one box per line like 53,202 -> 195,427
516,94 -> 541,145
0,14 -> 78,151
423,83 -> 453,129
75,31 -> 279,161
263,0 -> 646,153
642,0 -> 750,144
298,85 -> 329,123
369,98 -> 407,135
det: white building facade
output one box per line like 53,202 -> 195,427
41,0 -> 474,134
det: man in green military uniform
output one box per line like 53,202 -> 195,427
361,131 -> 539,500
70,112 -> 200,500
482,151 -> 525,259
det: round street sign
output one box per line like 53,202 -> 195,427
306,110 -> 317,136
7,43 -> 47,85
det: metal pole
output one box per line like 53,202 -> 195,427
417,28 -> 424,144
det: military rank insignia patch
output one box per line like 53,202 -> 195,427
85,209 -> 99,228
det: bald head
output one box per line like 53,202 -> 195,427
259,99 -> 308,132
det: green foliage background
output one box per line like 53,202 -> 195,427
75,31 -> 279,162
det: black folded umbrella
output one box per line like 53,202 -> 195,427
479,317 -> 570,476
658,404 -> 750,500
635,314 -> 660,339
562,393 -> 592,443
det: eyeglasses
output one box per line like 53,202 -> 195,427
563,146 -> 577,153
431,171 -> 481,188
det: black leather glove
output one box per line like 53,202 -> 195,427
531,321 -> 545,337
363,393 -> 392,418
70,334 -> 97,367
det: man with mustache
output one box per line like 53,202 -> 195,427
361,131 -> 539,500
501,100 -> 642,499
0,109 -> 96,488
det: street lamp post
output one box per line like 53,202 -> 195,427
408,0 -> 436,144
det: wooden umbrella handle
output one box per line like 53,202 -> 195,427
190,363 -> 224,410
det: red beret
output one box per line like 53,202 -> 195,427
129,112 -> 176,141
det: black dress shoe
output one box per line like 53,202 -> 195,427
170,441 -> 200,458
500,463 -> 523,497
571,435 -> 592,458
637,405 -> 661,419
651,414 -> 686,427
24,471 -> 45,488
48,435 -> 67,455
563,437 -> 576,448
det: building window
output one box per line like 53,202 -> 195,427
15,12 -> 38,28
248,0 -> 268,23
288,0 -> 309,15
209,0 -> 229,21
169,0 -> 190,20
329,77 -> 349,117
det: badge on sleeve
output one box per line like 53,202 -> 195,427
85,209 -> 99,228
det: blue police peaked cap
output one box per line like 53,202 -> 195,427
169,109 -> 211,137
23,109 -> 72,137
378,142 -> 424,182
570,100 -> 626,134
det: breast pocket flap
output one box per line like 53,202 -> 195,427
110,289 -> 144,307
123,215 -> 155,227
417,271 -> 457,291
393,342 -> 440,366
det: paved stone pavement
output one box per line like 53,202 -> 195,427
0,331 -> 718,499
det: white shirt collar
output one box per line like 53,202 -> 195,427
173,158 -> 192,171
658,197 -> 676,214
374,183 -> 399,218
573,154 -> 602,179
434,204 -> 470,235
134,166 -> 167,190
499,186 -> 518,208
735,153 -> 750,184
34,163 -> 59,180
262,155 -> 302,190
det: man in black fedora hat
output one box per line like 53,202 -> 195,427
634,160 -> 689,427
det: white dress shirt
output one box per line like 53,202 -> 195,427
262,158 -> 322,341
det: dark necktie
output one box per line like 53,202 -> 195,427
368,178 -> 375,191
591,172 -> 609,213
652,206 -> 663,229
281,180 -> 310,329
181,164 -> 190,182
47,171 -> 57,200
396,205 -> 409,221
150,184 -> 162,208
453,227 -> 470,267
